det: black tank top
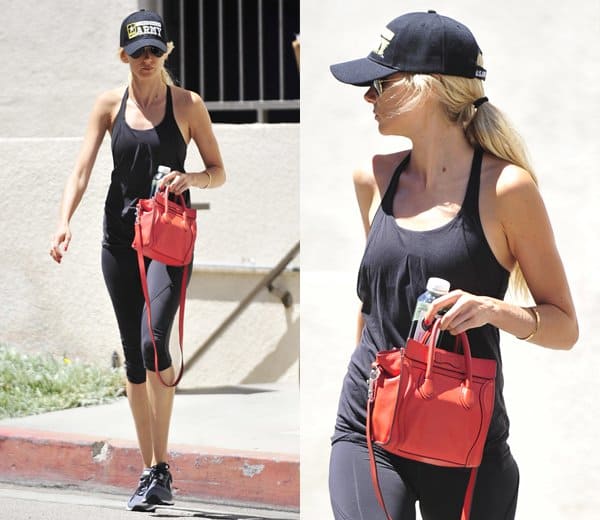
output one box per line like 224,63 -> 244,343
103,86 -> 188,247
332,148 -> 512,452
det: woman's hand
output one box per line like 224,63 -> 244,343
160,170 -> 192,196
424,290 -> 495,336
50,225 -> 72,264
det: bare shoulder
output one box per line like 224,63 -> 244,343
90,87 -> 124,128
99,86 -> 126,106
352,166 -> 376,189
481,153 -> 538,202
371,149 -> 411,197
170,85 -> 206,110
480,152 -> 544,248
95,87 -> 124,113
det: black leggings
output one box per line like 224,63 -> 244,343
329,439 -> 519,520
101,246 -> 191,384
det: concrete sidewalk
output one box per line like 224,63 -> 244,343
0,384 -> 299,512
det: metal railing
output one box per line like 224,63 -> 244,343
141,0 -> 299,123
184,241 -> 299,372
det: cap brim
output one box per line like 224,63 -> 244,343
124,38 -> 168,56
330,56 -> 398,86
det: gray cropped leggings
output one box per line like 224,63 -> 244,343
329,439 -> 519,520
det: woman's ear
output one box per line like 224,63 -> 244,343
119,48 -> 129,64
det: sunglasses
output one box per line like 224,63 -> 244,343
130,46 -> 165,59
372,78 -> 396,96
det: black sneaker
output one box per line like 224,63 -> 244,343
126,468 -> 157,512
144,462 -> 174,506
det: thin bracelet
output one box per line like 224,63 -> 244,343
200,170 -> 212,189
517,306 -> 540,341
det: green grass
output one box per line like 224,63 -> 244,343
0,345 -> 125,419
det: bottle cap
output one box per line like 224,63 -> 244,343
426,277 -> 450,295
157,165 -> 171,175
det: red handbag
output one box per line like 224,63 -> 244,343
132,188 -> 197,387
366,320 -> 497,519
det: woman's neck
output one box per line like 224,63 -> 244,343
405,109 -> 474,188
129,80 -> 167,110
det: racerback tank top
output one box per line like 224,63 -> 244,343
332,148 -> 512,453
103,86 -> 188,247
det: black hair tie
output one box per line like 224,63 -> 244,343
473,96 -> 489,109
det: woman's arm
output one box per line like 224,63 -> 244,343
427,164 -> 578,350
352,168 -> 376,344
353,168 -> 378,238
50,93 -> 112,263
162,90 -> 225,194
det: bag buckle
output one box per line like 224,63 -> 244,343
367,366 -> 381,402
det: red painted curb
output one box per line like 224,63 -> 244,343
0,427 -> 299,511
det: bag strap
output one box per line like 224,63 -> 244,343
133,224 -> 186,388
366,395 -> 394,520
461,467 -> 478,520
366,365 -> 478,520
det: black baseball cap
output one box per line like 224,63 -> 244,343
120,9 -> 168,56
330,10 -> 486,86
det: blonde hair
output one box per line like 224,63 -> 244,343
119,41 -> 176,85
384,57 -> 535,298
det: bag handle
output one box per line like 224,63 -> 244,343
420,326 -> 462,353
419,320 -> 474,409
133,222 -> 186,388
155,188 -> 193,230
156,186 -> 190,211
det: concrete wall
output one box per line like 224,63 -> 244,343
0,0 -> 299,386
301,1 -> 600,519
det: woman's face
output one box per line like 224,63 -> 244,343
364,72 -> 425,136
126,46 -> 167,79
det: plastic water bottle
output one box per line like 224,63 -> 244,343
408,277 -> 450,341
150,165 -> 171,196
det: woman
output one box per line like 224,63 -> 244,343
328,10 -> 577,520
50,9 -> 225,512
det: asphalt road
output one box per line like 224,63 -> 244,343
0,482 -> 299,520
